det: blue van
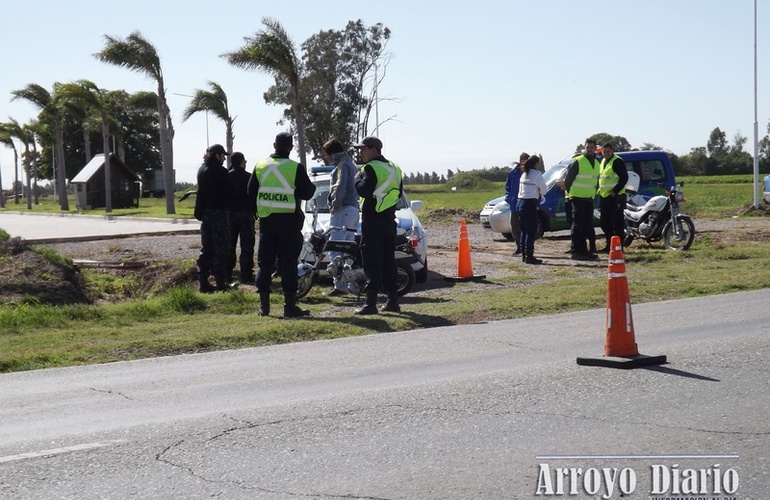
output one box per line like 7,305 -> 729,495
485,150 -> 677,238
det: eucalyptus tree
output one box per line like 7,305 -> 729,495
95,31 -> 176,214
58,79 -> 119,212
182,81 -> 235,167
222,17 -> 307,166
260,20 -> 391,161
10,83 -> 69,210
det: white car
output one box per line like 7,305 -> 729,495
303,167 -> 429,283
479,196 -> 504,228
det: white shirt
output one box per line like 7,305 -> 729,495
517,169 -> 547,200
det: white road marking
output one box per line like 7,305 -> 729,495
0,440 -> 125,463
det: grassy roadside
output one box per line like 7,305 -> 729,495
1,176 -> 770,374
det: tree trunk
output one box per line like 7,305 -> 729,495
32,143 -> 39,205
226,121 -> 234,169
13,148 -> 19,204
23,146 -> 32,210
83,128 -> 92,163
292,89 -> 307,167
0,155 -> 4,208
103,119 -> 112,213
55,120 -> 69,211
157,85 -> 175,214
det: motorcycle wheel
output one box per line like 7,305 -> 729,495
295,267 -> 317,300
623,232 -> 635,248
663,216 -> 695,251
396,260 -> 416,296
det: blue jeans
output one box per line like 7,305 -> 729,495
516,198 -> 539,255
329,205 -> 360,291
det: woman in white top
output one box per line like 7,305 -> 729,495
516,155 -> 548,264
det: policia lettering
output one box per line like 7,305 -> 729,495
364,159 -> 402,212
253,158 -> 299,217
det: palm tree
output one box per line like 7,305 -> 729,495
0,124 -> 15,208
222,17 -> 307,166
11,83 -> 70,210
95,31 -> 176,214
182,81 -> 236,167
5,118 -> 34,209
58,80 -> 118,212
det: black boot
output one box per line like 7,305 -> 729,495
524,251 -> 542,265
258,292 -> 270,317
199,272 -> 214,293
283,291 -> 310,318
380,291 -> 400,313
355,289 -> 379,315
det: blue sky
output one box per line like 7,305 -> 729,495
0,0 -> 766,185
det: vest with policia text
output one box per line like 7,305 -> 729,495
598,154 -> 625,198
568,155 -> 599,199
253,157 -> 299,218
364,159 -> 402,213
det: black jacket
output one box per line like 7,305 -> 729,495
195,157 -> 233,219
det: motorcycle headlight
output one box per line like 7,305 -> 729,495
674,190 -> 684,203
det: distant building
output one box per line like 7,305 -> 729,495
71,153 -> 140,209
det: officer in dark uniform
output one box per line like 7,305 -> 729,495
247,132 -> 316,318
353,136 -> 404,315
228,152 -> 256,283
195,144 -> 234,292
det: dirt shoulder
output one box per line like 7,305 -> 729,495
3,216 -> 769,306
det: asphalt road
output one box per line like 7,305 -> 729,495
0,211 -> 200,243
0,290 -> 768,499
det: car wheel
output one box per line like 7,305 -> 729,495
395,260 -> 416,296
502,232 -> 513,241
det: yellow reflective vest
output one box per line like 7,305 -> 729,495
598,154 -> 625,198
253,158 -> 299,218
364,159 -> 402,213
568,155 -> 599,199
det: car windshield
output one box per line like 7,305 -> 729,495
306,179 -> 331,213
542,161 -> 569,189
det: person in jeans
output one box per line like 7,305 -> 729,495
517,155 -> 548,264
505,152 -> 528,255
322,138 -> 360,296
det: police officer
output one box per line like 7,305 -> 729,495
195,144 -> 233,292
598,143 -> 628,252
228,152 -> 256,283
247,132 -> 316,318
353,136 -> 403,315
563,138 -> 600,261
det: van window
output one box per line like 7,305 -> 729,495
626,160 -> 667,185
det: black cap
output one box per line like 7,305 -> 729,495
207,144 -> 229,156
275,132 -> 293,150
353,136 -> 383,150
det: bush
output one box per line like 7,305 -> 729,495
447,172 -> 495,191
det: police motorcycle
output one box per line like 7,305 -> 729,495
623,172 -> 695,251
295,210 -> 420,300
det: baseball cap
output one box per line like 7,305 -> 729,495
353,136 -> 383,150
207,144 -> 229,156
275,132 -> 293,149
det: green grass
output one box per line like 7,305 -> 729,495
2,232 -> 770,373
1,193 -> 197,218
1,176 -> 770,374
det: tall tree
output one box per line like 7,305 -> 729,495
577,133 -> 633,153
707,127 -> 728,156
0,123 -> 19,206
261,20 -> 391,161
223,17 -> 307,166
11,83 -> 70,210
95,31 -> 176,214
182,81 -> 235,167
5,119 -> 34,209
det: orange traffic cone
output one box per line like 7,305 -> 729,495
445,219 -> 486,282
577,236 -> 666,369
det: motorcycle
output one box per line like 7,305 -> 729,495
296,224 -> 420,300
623,182 -> 695,251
